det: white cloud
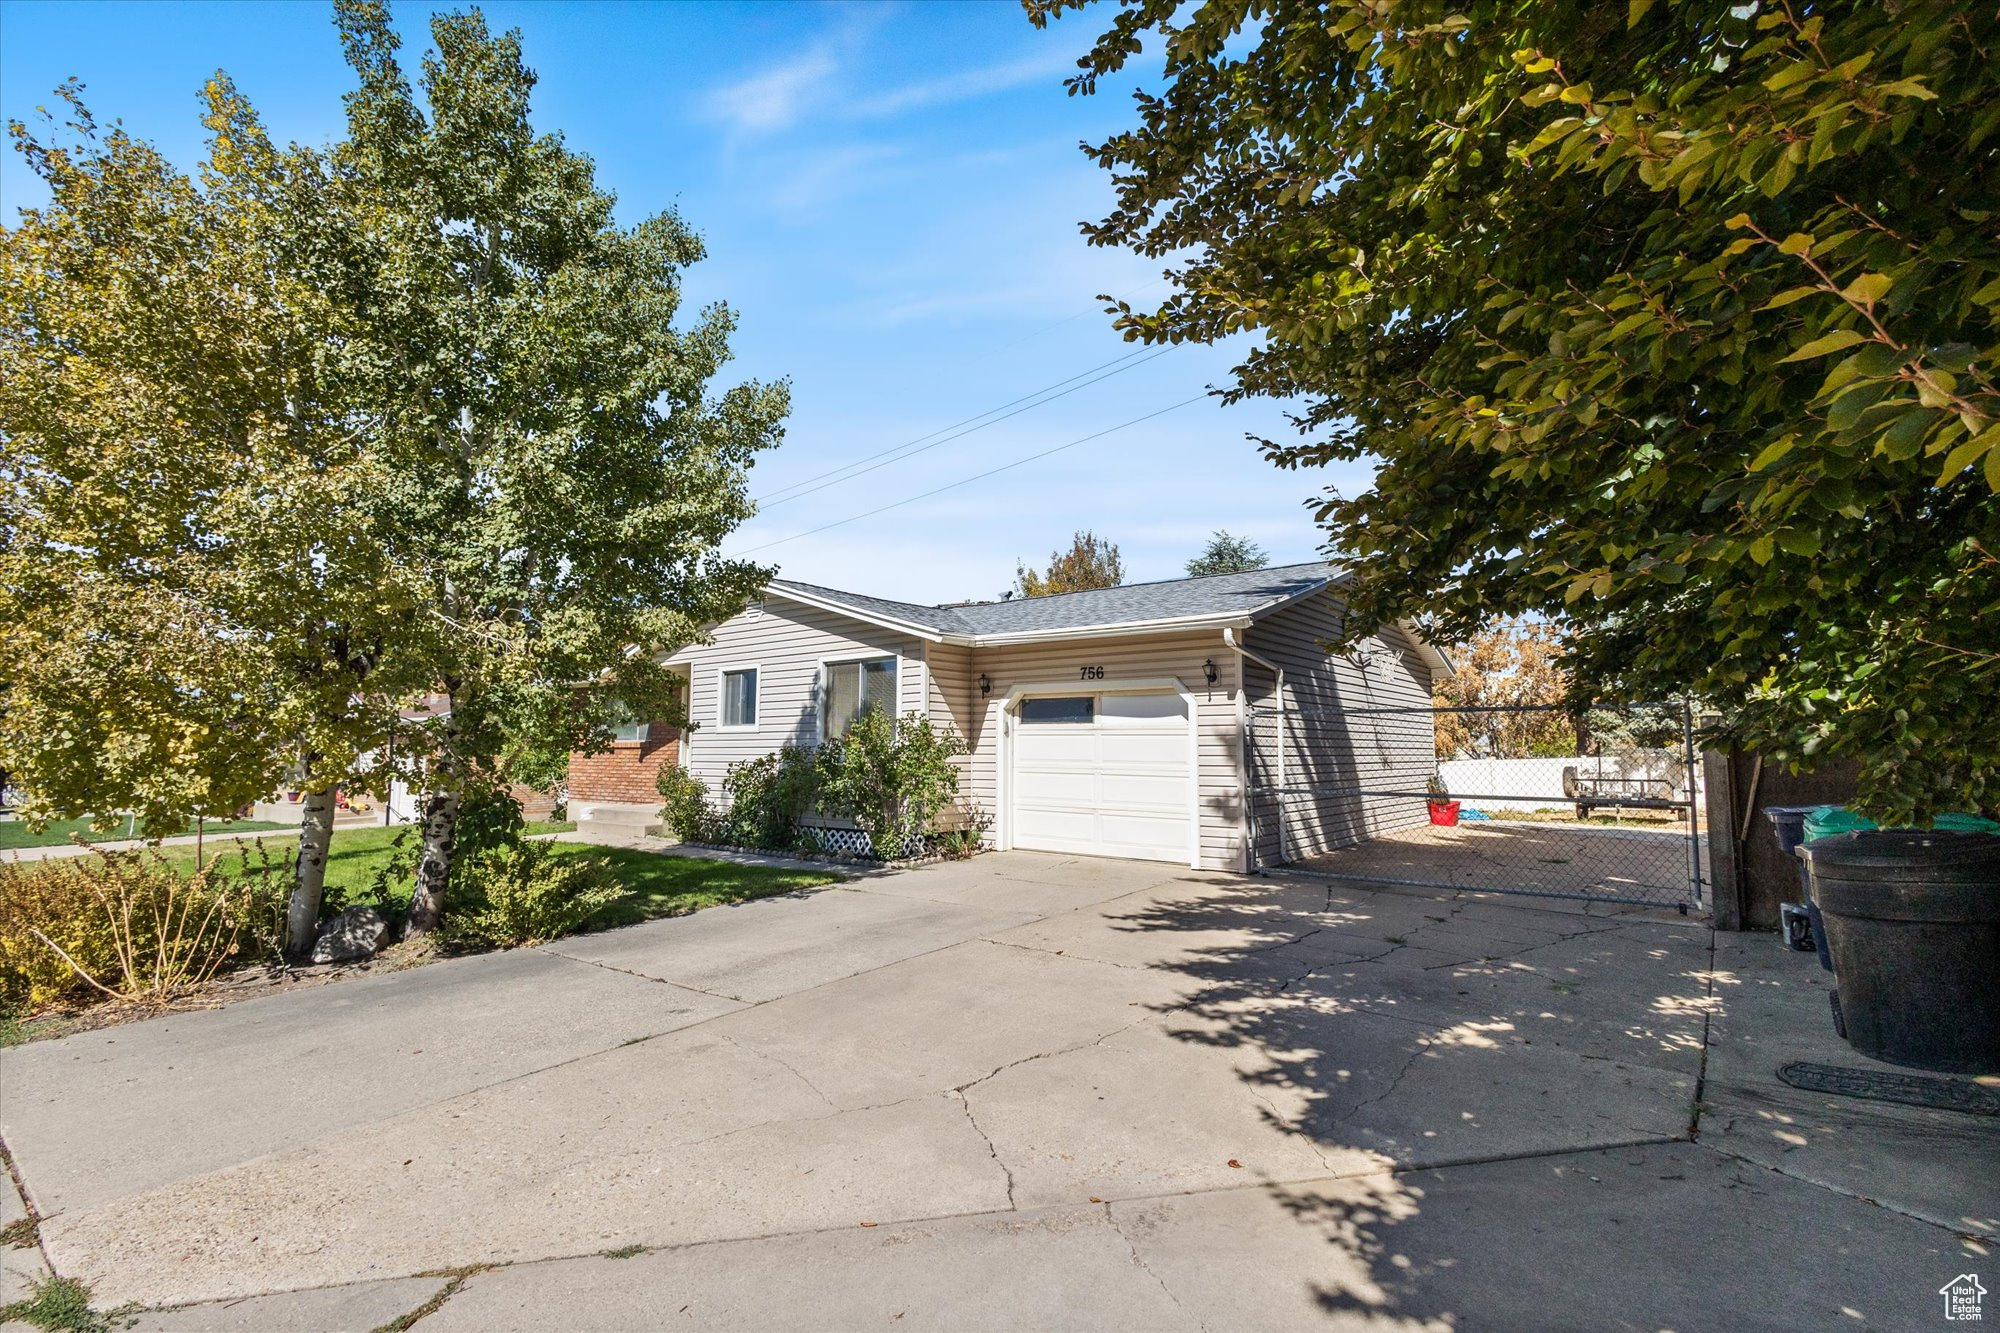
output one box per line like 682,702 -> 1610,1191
850,49 -> 1078,120
704,46 -> 840,135
703,42 -> 1077,140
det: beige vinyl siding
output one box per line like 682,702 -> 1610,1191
922,641 -> 981,829
962,631 -> 1244,870
1242,587 -> 1437,863
671,599 -> 928,796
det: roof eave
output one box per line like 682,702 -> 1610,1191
764,584 -> 950,643
957,612 -> 1257,648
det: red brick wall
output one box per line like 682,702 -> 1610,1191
507,784 -> 560,820
567,726 -> 680,805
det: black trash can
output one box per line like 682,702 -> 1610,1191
1800,830 -> 2000,1075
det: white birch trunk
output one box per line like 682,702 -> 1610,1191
286,783 -> 338,960
404,788 -> 460,938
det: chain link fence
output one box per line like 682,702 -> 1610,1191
1247,700 -> 1705,910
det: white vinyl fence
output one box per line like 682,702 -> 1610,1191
1439,752 -> 1703,815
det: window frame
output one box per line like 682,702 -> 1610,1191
1017,694 -> 1097,725
717,664 -> 762,732
817,652 -> 900,743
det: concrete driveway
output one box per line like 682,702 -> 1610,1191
1,852 -> 1990,1331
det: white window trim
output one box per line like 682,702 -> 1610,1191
716,663 -> 763,732
815,652 -> 901,743
996,675 -> 1200,870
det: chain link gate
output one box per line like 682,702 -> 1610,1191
1246,699 -> 1705,911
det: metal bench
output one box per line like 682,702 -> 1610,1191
1562,766 -> 1673,818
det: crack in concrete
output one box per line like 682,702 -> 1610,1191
1247,1086 -> 1338,1173
1103,1202 -> 1209,1332
951,1090 -> 1017,1210
535,947 -> 748,1005
1331,1040 -> 1429,1126
721,1036 -> 841,1115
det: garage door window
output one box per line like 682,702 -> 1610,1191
1019,696 -> 1094,724
1098,693 -> 1187,723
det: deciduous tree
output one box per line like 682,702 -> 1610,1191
329,0 -> 788,934
1035,0 -> 2000,822
1015,529 -> 1124,597
1185,530 -> 1269,577
0,81 -> 425,956
1433,619 -> 1577,759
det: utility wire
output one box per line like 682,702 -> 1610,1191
735,394 -> 1207,557
753,344 -> 1171,509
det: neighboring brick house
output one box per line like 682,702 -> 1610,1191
566,717 -> 679,837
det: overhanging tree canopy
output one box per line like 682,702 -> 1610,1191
1034,0 -> 1999,822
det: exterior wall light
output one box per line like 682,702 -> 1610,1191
978,673 -> 992,697
1203,658 -> 1219,687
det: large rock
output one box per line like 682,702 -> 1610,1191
311,906 -> 389,964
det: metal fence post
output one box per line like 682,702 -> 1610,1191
1681,697 -> 1702,910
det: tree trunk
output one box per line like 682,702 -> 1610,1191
286,783 -> 338,962
404,787 -> 460,939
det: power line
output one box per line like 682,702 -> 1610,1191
735,394 -> 1208,558
753,344 -> 1172,509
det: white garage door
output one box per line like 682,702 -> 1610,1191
1009,691 -> 1192,864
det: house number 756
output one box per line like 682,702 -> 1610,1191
1078,665 -> 1105,680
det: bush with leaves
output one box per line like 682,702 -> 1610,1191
0,842 -> 286,1010
437,843 -> 630,950
718,745 -> 824,850
657,765 -> 720,843
821,712 -> 968,859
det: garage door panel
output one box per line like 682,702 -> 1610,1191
1097,773 -> 1189,808
1095,812 -> 1190,850
1019,731 -> 1103,764
1012,808 -> 1099,844
1014,770 -> 1100,803
1096,732 -> 1185,767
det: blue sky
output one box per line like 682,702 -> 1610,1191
0,0 -> 1369,602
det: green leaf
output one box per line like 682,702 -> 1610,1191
1936,436 -> 1988,484
1840,272 -> 1892,304
1779,329 -> 1866,363
1763,60 -> 1822,92
1749,437 -> 1795,472
1627,0 -> 1655,25
1757,286 -> 1820,311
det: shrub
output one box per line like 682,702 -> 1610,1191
0,842 -> 286,1011
455,786 -> 526,859
657,765 -> 719,843
438,842 -> 631,950
820,712 -> 967,859
718,744 -> 822,851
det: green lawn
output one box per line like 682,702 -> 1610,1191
0,816 -> 295,851
157,823 -> 837,932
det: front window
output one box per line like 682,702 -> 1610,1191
824,657 -> 896,739
722,668 -> 758,728
608,703 -> 650,744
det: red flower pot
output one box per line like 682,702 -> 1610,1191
1428,800 -> 1461,827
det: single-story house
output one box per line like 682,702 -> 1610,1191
572,562 -> 1448,871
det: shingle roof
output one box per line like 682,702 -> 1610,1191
767,562 -> 1341,642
